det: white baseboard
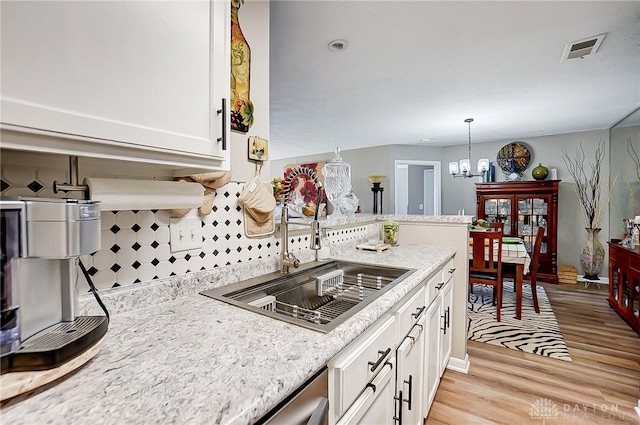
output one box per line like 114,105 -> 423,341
446,354 -> 470,374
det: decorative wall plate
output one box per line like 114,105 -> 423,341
496,142 -> 531,177
282,163 -> 326,218
283,163 -> 325,204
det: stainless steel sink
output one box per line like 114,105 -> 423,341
200,260 -> 415,332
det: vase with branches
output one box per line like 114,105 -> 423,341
628,139 -> 640,215
629,138 -> 640,181
562,139 -> 613,279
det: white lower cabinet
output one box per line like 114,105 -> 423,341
439,280 -> 453,376
423,262 -> 455,419
423,298 -> 441,417
395,315 -> 426,425
336,361 -> 395,425
328,316 -> 396,424
329,259 -> 456,425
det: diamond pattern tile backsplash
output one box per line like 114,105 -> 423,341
83,191 -> 288,291
1,164 -> 367,292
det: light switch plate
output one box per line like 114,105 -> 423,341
169,216 -> 203,252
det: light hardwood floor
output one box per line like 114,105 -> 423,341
426,283 -> 640,425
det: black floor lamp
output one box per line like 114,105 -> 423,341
367,175 -> 386,214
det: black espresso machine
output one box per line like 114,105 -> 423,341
1,198 -> 108,373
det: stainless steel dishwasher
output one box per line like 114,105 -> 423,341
256,367 -> 329,425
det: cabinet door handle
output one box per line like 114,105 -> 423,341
403,374 -> 413,411
216,98 -> 227,151
367,348 -> 391,372
393,390 -> 403,425
446,306 -> 451,329
411,306 -> 425,319
441,313 -> 447,334
435,282 -> 445,290
448,268 -> 456,274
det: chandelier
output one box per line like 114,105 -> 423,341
448,118 -> 489,178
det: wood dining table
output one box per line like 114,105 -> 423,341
468,235 -> 532,320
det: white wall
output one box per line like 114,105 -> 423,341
407,165 -> 427,214
230,0 -> 271,181
424,168 -> 435,215
395,164 -> 409,214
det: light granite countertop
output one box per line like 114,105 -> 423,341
285,213 -> 473,230
1,244 -> 455,425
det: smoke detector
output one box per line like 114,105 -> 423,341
562,33 -> 606,61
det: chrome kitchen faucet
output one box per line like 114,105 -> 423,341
279,183 -> 323,273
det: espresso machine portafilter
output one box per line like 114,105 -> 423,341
0,198 -> 108,374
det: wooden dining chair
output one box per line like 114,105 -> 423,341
489,222 -> 505,287
503,226 -> 544,313
469,227 -> 504,321
469,223 -> 504,297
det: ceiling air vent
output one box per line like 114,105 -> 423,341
562,33 -> 606,61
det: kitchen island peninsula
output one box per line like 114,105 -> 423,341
1,215 -> 471,425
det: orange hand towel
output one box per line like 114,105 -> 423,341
238,175 -> 276,238
170,171 -> 232,217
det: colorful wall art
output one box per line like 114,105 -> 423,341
231,0 -> 253,132
283,162 -> 326,217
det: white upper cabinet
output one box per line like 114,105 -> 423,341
1,0 -> 230,171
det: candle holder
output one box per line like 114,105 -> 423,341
367,175 -> 386,214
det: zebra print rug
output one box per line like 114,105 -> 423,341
467,280 -> 572,361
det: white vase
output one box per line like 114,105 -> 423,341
580,228 -> 605,280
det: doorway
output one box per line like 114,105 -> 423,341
394,160 -> 441,215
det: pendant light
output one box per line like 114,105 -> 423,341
449,118 -> 489,178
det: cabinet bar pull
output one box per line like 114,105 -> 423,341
441,313 -> 447,334
216,98 -> 227,151
367,348 -> 391,372
435,282 -> 445,290
393,390 -> 403,425
404,374 -> 413,410
448,268 -> 456,274
365,382 -> 377,393
446,306 -> 451,329
411,306 -> 425,319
